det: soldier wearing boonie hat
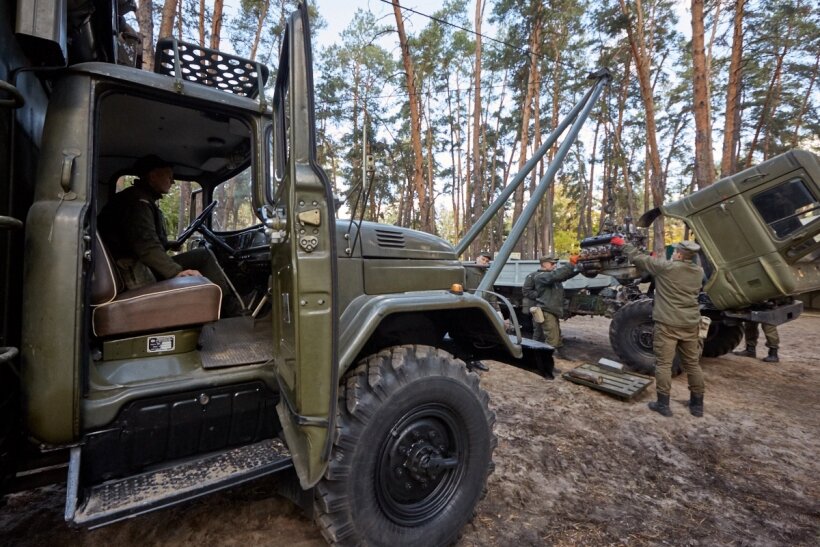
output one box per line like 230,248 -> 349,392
611,236 -> 706,417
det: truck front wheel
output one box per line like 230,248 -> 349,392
314,345 -> 496,547
701,321 -> 744,357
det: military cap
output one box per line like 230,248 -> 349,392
539,255 -> 559,263
478,251 -> 492,259
133,155 -> 174,177
676,240 -> 701,253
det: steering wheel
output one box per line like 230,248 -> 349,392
175,200 -> 218,246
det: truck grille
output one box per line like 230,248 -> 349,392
375,229 -> 406,248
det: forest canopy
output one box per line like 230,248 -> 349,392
133,0 -> 819,257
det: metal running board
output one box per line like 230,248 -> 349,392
67,438 -> 291,528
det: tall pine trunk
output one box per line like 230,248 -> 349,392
511,15 -> 542,254
691,0 -> 715,188
619,0 -> 666,252
210,0 -> 225,50
137,0 -> 155,70
720,0 -> 744,176
791,52 -> 820,147
250,0 -> 272,61
392,1 -> 434,232
159,0 -> 178,39
468,0 -> 485,255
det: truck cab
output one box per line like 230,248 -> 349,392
1,2 -> 534,543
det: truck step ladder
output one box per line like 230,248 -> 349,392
65,438 -> 292,528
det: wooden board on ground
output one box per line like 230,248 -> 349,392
563,362 -> 653,400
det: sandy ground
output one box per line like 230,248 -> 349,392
2,315 -> 818,546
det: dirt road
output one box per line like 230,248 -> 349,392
2,315 -> 818,546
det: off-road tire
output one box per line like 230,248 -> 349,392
314,345 -> 496,547
609,299 -> 682,376
701,321 -> 744,358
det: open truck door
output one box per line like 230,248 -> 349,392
268,4 -> 339,488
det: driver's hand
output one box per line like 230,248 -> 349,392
166,241 -> 182,252
177,269 -> 202,277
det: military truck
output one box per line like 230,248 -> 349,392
492,150 -> 820,374
0,1 -> 577,544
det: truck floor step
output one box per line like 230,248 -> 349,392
69,438 -> 291,528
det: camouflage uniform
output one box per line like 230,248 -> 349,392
521,270 -> 537,316
742,322 -> 779,350
464,262 -> 500,312
532,262 -> 579,348
624,242 -> 705,397
98,181 -> 230,297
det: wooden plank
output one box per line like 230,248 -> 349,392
563,363 -> 654,400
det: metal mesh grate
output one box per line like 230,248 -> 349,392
154,38 -> 270,99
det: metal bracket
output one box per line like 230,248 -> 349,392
299,235 -> 318,253
59,148 -> 81,200
297,208 -> 321,226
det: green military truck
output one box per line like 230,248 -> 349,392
492,150 -> 820,374
0,2 -> 567,544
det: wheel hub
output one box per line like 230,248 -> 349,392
385,418 -> 455,503
635,323 -> 654,351
376,406 -> 467,526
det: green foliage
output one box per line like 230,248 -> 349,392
142,0 -> 819,251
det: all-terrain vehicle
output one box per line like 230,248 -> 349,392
1,2 -> 574,544
493,150 -> 820,373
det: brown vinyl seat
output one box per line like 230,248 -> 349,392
91,233 -> 222,337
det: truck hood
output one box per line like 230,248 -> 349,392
345,220 -> 457,260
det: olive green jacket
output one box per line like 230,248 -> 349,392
463,264 -> 500,311
522,270 -> 538,309
98,182 -> 183,283
624,243 -> 704,327
533,264 -> 578,317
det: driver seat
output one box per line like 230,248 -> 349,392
91,233 -> 222,337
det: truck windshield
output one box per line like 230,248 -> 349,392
212,166 -> 257,232
751,178 -> 819,239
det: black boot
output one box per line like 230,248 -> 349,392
762,348 -> 779,363
648,393 -> 673,417
688,393 -> 704,417
733,344 -> 756,358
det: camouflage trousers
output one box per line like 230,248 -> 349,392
653,321 -> 704,396
743,321 -> 779,349
533,311 -> 562,348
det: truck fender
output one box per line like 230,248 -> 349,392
337,291 -> 522,374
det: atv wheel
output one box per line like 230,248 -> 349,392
315,345 -> 496,547
701,321 -> 744,358
609,299 -> 682,376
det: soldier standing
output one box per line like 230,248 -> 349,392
521,266 -> 538,326
532,256 -> 580,354
733,322 -> 780,363
612,237 -> 706,417
463,251 -> 495,371
464,251 -> 492,290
